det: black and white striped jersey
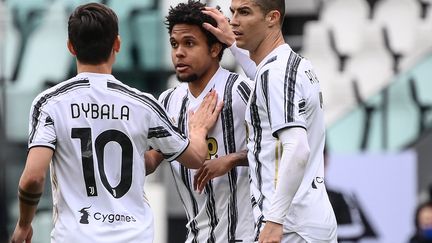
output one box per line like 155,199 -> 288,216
245,44 -> 337,241
28,72 -> 189,243
159,67 -> 255,243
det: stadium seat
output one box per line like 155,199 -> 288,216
0,2 -> 21,82
133,11 -> 165,71
285,0 -> 321,15
374,0 -> 421,73
160,0 -> 187,71
400,19 -> 432,70
5,0 -> 49,38
344,23 -> 393,101
386,75 -> 419,150
108,0 -> 157,71
5,1 -> 72,142
301,21 -> 357,125
320,0 -> 370,71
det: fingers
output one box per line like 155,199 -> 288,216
204,89 -> 217,112
202,6 -> 226,21
193,166 -> 210,194
193,167 -> 203,191
202,7 -> 235,46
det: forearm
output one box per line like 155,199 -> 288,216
226,150 -> 248,167
188,128 -> 209,162
17,182 -> 44,227
145,150 -> 164,175
229,42 -> 256,79
266,128 -> 310,224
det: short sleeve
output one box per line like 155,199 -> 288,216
146,96 -> 189,161
28,101 -> 57,150
266,61 -> 307,137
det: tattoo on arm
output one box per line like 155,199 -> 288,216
18,187 -> 42,206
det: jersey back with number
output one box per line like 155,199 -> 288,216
245,44 -> 337,241
28,73 -> 189,243
159,67 -> 255,243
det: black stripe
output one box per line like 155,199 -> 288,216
264,56 -> 277,66
254,215 -> 265,242
237,81 -> 251,104
261,70 -> 271,127
148,126 -> 171,139
284,52 -> 302,123
29,79 -> 90,143
107,82 -> 186,140
162,88 -> 176,109
221,73 -> 239,242
249,80 -> 266,238
205,182 -> 218,243
18,188 -> 42,198
176,94 -> 200,242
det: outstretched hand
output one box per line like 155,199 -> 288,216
202,7 -> 235,46
194,156 -> 234,194
188,89 -> 223,135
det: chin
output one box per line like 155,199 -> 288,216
177,74 -> 198,83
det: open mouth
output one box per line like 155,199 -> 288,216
176,63 -> 189,72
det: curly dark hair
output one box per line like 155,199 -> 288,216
165,0 -> 226,60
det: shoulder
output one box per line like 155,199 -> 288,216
158,83 -> 187,106
32,77 -> 90,107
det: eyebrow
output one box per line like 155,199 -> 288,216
230,6 -> 252,12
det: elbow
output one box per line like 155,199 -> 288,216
20,174 -> 45,191
297,140 -> 310,169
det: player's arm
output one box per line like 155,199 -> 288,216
259,127 -> 309,243
193,150 -> 248,193
176,90 -> 223,168
202,7 -> 256,79
11,147 -> 53,243
145,149 -> 164,175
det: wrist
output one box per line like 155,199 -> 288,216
265,216 -> 284,225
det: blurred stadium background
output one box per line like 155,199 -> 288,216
0,0 -> 431,242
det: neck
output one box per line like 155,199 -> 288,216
76,61 -> 112,74
187,63 -> 219,98
249,31 -> 285,65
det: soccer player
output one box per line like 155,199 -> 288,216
10,3 -> 221,243
147,1 -> 254,242
201,0 -> 338,242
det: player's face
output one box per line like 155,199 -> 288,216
419,207 -> 432,228
229,0 -> 268,52
170,24 -> 216,83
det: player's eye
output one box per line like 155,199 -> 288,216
239,9 -> 249,15
170,41 -> 178,48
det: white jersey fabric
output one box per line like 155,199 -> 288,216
245,44 -> 337,241
28,72 -> 189,243
159,67 -> 254,243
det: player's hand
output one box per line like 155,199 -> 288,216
258,221 -> 283,243
202,7 -> 235,46
193,156 -> 234,193
188,89 -> 223,134
11,223 -> 33,243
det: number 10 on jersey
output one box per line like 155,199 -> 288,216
72,128 -> 133,199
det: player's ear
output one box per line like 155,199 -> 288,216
210,43 -> 222,59
113,35 -> 121,53
266,10 -> 281,27
67,40 -> 76,56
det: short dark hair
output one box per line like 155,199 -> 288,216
165,0 -> 226,60
253,0 -> 285,25
68,3 -> 118,64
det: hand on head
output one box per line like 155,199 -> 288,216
201,7 -> 236,47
